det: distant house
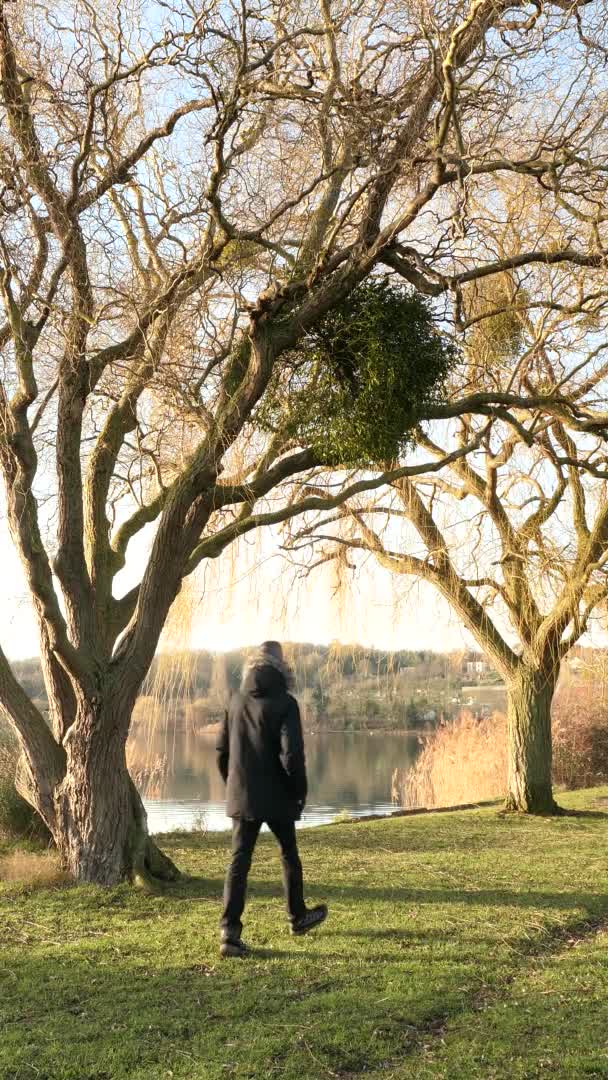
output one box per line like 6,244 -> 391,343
462,651 -> 488,678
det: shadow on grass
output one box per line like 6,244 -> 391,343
4,913 -> 608,1080
160,806 -> 608,861
0,945 -> 471,1080
248,946 -> 299,959
170,876 -> 608,914
1,953 -> 322,1080
333,928 -> 433,940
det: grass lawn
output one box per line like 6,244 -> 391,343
2,788 -> 608,1080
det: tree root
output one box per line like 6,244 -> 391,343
145,837 -> 182,880
501,796 -> 564,816
129,776 -> 183,889
132,840 -> 183,891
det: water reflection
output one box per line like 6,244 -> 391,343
129,727 -> 422,833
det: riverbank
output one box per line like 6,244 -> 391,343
3,788 -> 608,1079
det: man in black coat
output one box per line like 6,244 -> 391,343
216,641 -> 328,957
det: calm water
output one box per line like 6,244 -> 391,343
132,729 -> 422,834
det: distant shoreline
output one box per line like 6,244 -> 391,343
305,728 -> 427,736
197,725 -> 427,737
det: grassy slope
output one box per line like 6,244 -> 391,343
407,926 -> 608,1080
2,789 -> 608,1080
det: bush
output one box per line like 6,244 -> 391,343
0,728 -> 51,845
552,683 -> 608,789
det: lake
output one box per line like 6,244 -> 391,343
131,729 -> 423,834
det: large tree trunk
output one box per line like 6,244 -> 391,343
504,663 -> 559,814
52,699 -> 180,886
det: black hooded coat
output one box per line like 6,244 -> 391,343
216,664 -> 308,820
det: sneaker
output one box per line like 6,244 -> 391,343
290,904 -> 328,936
220,933 -> 248,959
220,928 -> 248,963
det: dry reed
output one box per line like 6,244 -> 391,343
0,850 -> 68,888
394,710 -> 507,809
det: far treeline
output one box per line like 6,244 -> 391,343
9,646 -> 503,735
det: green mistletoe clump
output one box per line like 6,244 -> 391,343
261,281 -> 458,466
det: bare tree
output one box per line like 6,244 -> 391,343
288,256 -> 608,813
0,0 -> 606,881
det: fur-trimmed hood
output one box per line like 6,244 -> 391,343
240,643 -> 294,693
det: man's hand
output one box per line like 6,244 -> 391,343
216,709 -> 230,782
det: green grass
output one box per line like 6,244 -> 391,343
2,789 -> 608,1080
405,926 -> 608,1079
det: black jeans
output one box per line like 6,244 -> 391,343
220,817 -> 306,936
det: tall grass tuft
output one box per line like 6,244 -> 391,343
0,849 -> 67,888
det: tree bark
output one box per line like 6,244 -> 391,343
504,664 -> 559,814
53,698 -> 180,886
